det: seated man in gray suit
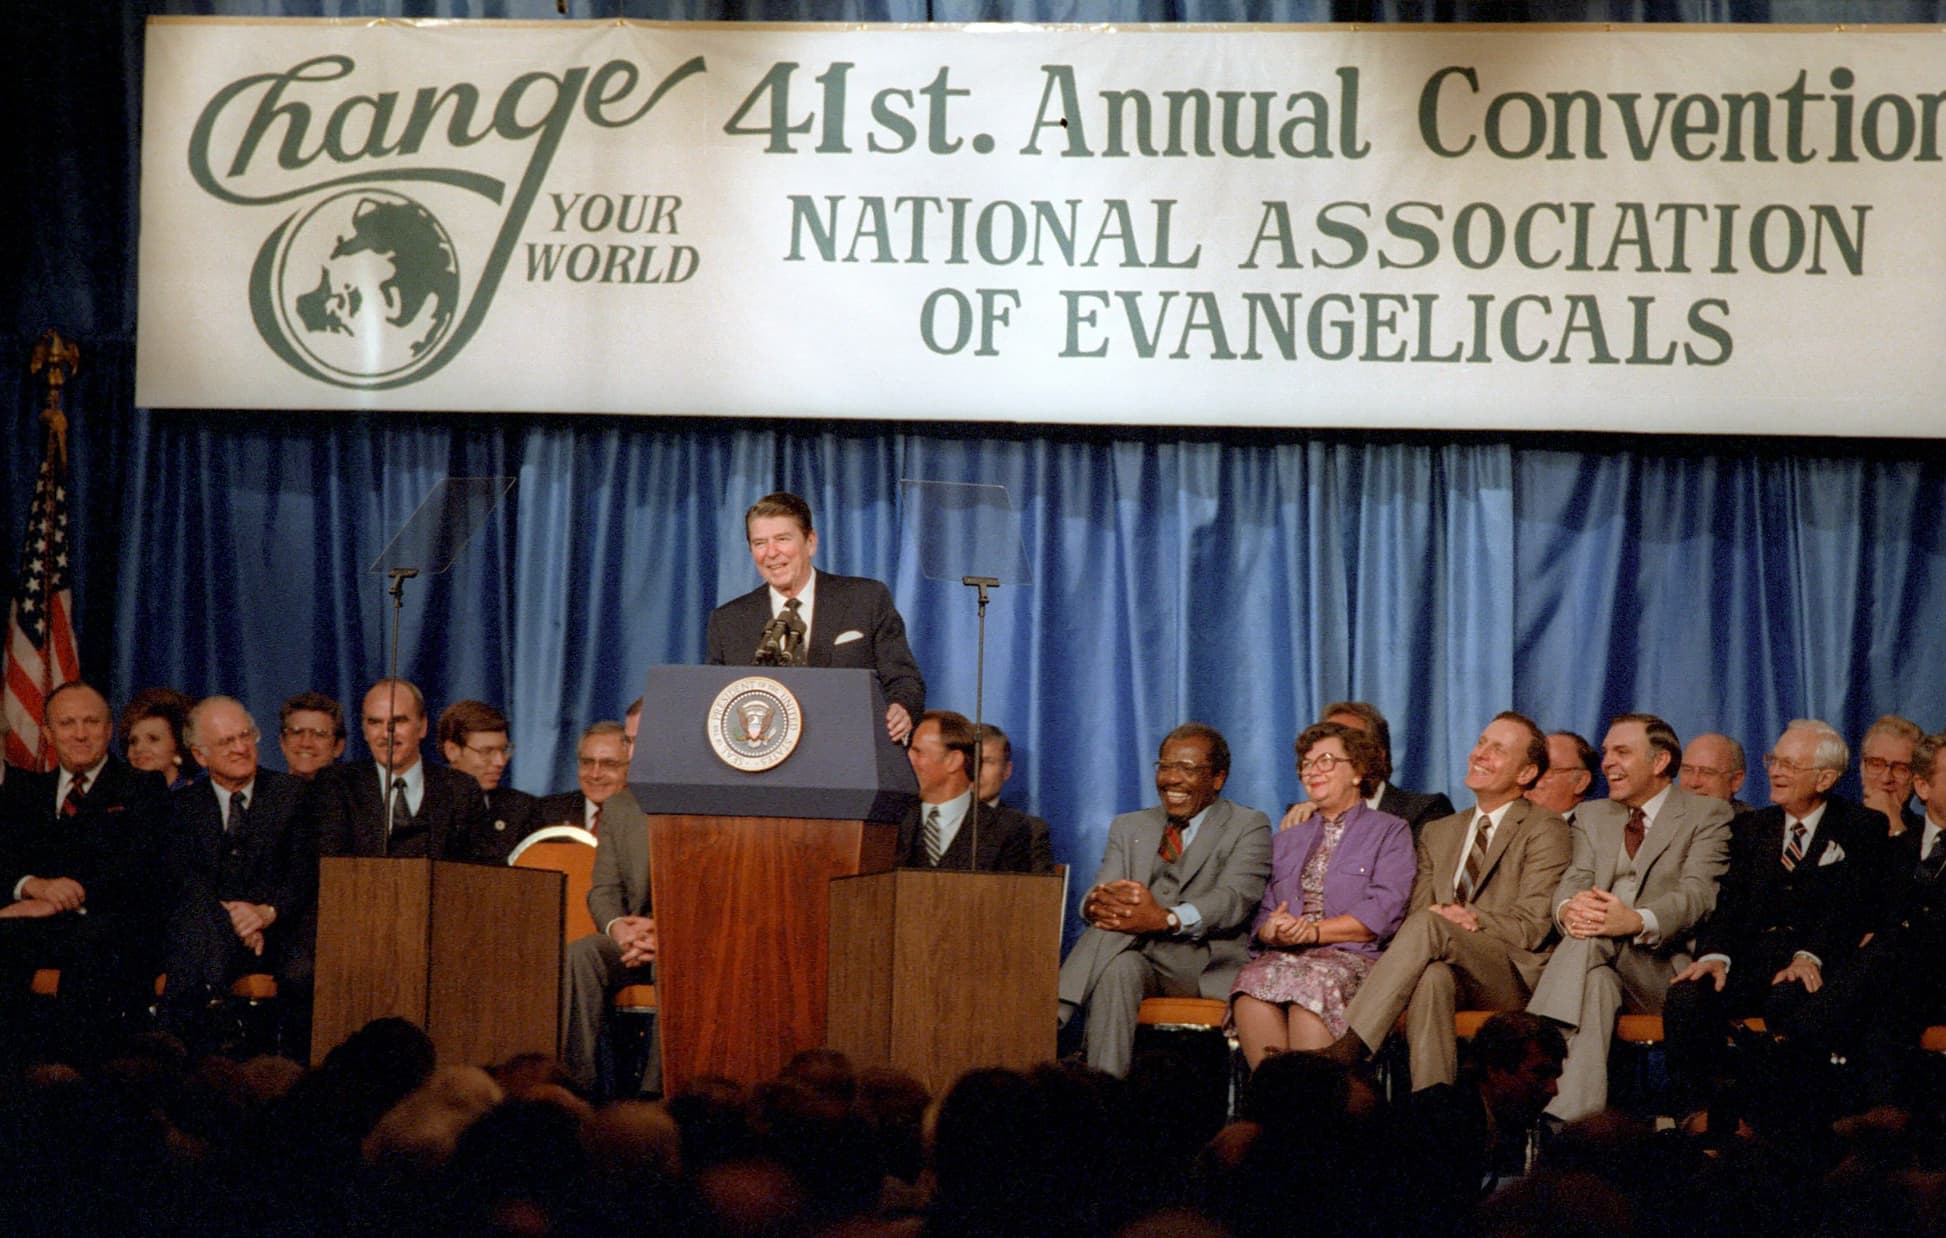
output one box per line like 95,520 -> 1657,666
560,721 -> 656,1097
1057,723 -> 1272,1076
1325,711 -> 1572,1091
1526,713 -> 1733,1121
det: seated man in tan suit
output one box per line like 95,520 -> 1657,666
1323,711 -> 1571,1090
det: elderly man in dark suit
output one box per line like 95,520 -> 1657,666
1327,711 -> 1572,1090
158,696 -> 316,1051
309,679 -> 489,861
897,710 -> 1034,872
561,725 -> 655,1094
1280,700 -> 1456,838
0,682 -> 172,1058
1526,713 -> 1734,1120
1661,719 -> 1885,1113
1058,723 -> 1272,1076
705,491 -> 924,744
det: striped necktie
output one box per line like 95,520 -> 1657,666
1781,821 -> 1807,871
1461,814 -> 1492,901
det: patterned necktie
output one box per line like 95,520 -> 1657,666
227,790 -> 249,835
1624,806 -> 1646,858
1159,818 -> 1186,863
1781,821 -> 1807,872
61,772 -> 90,817
1461,814 -> 1492,902
923,806 -> 943,865
389,777 -> 410,837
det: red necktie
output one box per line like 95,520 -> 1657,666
62,773 -> 89,817
1624,806 -> 1646,858
1159,819 -> 1185,863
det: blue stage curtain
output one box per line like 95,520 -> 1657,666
6,0 -> 1946,937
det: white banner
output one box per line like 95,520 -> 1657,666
137,20 -> 1946,434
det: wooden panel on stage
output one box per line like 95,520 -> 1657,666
427,862 -> 564,1067
311,857 -> 563,1067
648,814 -> 897,1090
827,868 -> 1063,1095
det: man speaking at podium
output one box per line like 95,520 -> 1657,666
706,492 -> 925,744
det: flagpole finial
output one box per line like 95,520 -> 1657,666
28,329 -> 79,466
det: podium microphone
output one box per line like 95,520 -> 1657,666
753,614 -> 790,665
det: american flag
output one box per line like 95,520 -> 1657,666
4,338 -> 82,771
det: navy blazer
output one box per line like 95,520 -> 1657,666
896,799 -> 1036,873
1696,797 -> 1886,969
704,571 -> 925,719
0,755 -> 171,918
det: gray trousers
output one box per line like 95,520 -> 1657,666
562,932 -> 656,1094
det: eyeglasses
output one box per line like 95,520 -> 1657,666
463,742 -> 513,761
205,730 -> 260,752
579,756 -> 628,772
1684,764 -> 1732,781
1298,753 -> 1348,774
282,725 -> 336,741
1763,753 -> 1818,776
1154,761 -> 1213,776
1863,756 -> 1914,779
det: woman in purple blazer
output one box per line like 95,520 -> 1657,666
1232,720 -> 1416,1067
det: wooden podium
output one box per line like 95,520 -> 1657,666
310,857 -> 563,1067
827,868 -> 1063,1095
635,666 -> 916,1091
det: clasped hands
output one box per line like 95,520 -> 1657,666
1561,887 -> 1644,939
611,915 -> 658,967
1257,901 -> 1320,948
222,901 -> 276,956
1084,881 -> 1170,935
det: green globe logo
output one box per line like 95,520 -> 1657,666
271,189 -> 459,383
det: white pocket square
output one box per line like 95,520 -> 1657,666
1817,842 -> 1845,866
833,630 -> 864,646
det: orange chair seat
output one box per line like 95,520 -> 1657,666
30,968 -> 60,997
1453,1010 -> 1494,1039
1137,996 -> 1228,1028
613,984 -> 657,1011
1921,1026 -> 1946,1053
1616,1014 -> 1664,1044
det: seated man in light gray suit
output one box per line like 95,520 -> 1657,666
1526,712 -> 1733,1120
1326,711 -> 1572,1090
560,722 -> 657,1096
1057,723 -> 1272,1077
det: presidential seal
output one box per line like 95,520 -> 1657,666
706,676 -> 803,772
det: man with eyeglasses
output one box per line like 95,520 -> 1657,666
1679,732 -> 1752,817
1858,714 -> 1926,836
1057,722 -> 1271,1076
541,720 -> 632,832
438,699 -> 541,865
277,691 -> 346,779
1662,720 -> 1885,1120
558,720 -> 656,1096
159,695 -> 316,1054
1527,731 -> 1597,824
1526,713 -> 1733,1121
1325,712 -> 1572,1091
310,679 -> 491,861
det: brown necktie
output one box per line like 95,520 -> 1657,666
1159,818 -> 1186,863
1624,806 -> 1646,858
1461,815 -> 1492,901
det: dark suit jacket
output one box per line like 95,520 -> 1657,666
704,571 -> 925,719
475,785 -> 544,865
1696,798 -> 1886,977
538,789 -> 592,829
309,759 -> 490,861
168,769 -> 315,920
896,798 -> 1036,872
1382,783 -> 1459,836
0,755 -> 171,920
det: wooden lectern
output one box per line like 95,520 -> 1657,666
827,868 -> 1063,1095
633,666 -> 915,1091
311,858 -> 563,1067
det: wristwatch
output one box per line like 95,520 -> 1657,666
1164,909 -> 1181,933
